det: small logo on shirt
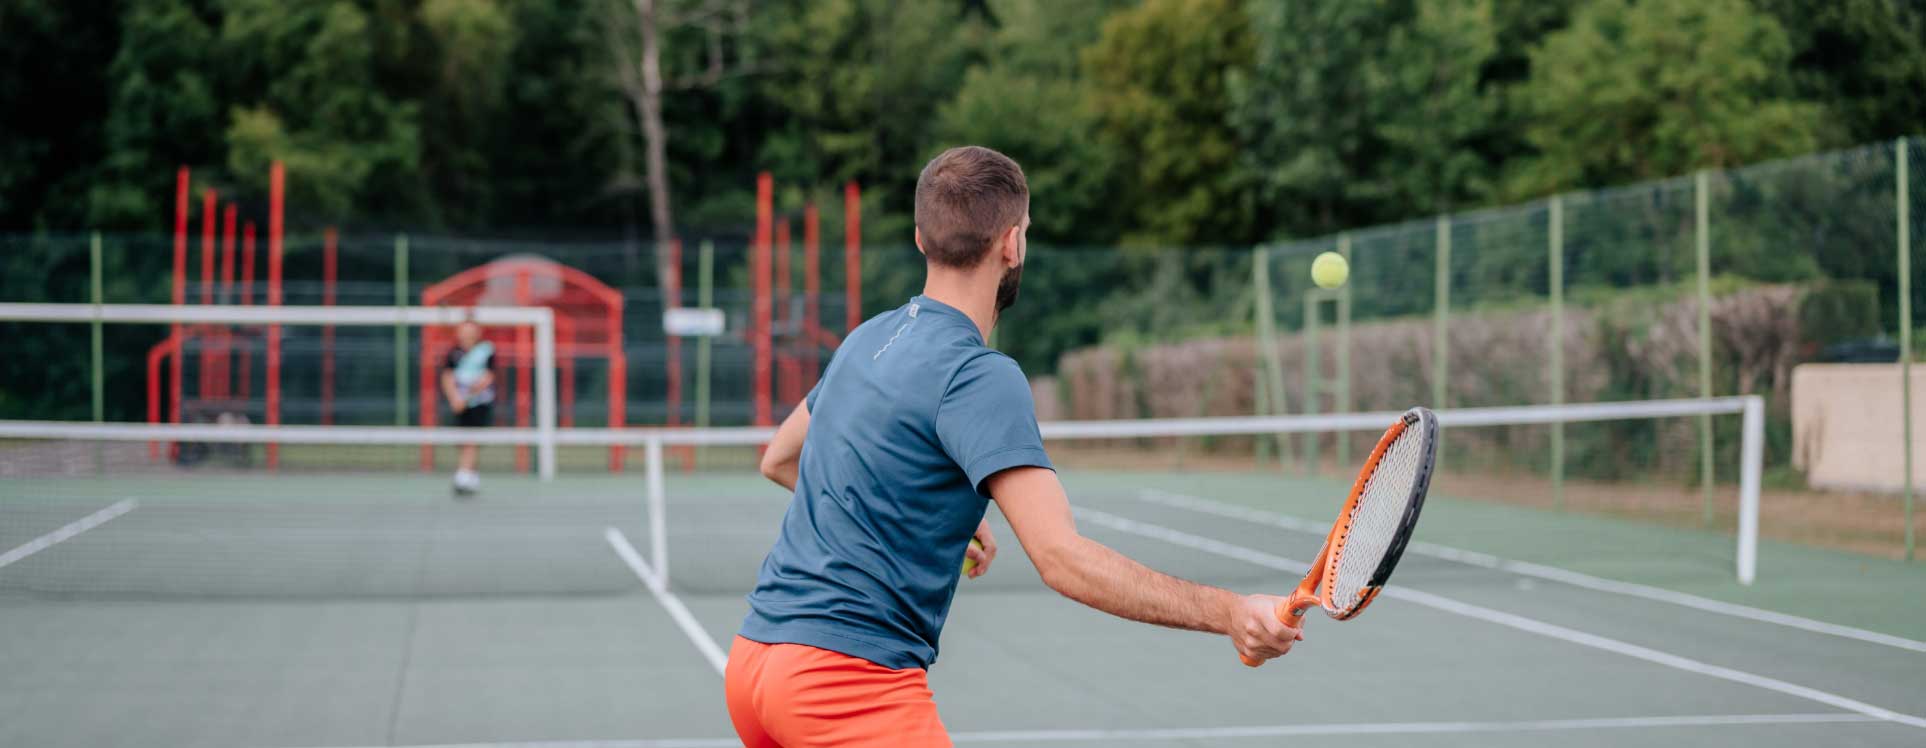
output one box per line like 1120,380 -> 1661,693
875,304 -> 918,360
875,322 -> 913,359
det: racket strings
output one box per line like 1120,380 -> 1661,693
1329,427 -> 1429,613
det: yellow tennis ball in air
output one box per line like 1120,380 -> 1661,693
962,538 -> 983,576
1311,251 -> 1349,289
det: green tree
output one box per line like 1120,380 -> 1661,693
89,0 -> 223,229
1231,0 -> 1501,237
219,0 -> 423,221
0,0 -> 121,230
1757,0 -> 1926,144
1507,0 -> 1834,196
416,0 -> 520,227
1373,0 -> 1502,214
758,0 -> 986,227
1082,0 -> 1253,246
933,0 -> 1129,244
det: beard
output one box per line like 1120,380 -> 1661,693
994,260 -> 1024,314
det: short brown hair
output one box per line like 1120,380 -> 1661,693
914,146 -> 1028,268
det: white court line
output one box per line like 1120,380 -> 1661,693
1073,505 -> 1926,730
1138,488 -> 1926,655
0,499 -> 137,569
286,712 -> 1878,748
604,527 -> 729,675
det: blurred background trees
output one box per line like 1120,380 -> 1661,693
4,0 -> 1919,242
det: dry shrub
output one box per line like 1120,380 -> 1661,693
1053,284 -> 1817,479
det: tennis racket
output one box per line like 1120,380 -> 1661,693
1241,406 -> 1438,667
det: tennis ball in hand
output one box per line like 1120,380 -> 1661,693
962,539 -> 983,576
1311,251 -> 1349,289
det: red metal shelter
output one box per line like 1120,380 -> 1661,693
418,255 -> 627,471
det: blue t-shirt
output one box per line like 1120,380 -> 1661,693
737,296 -> 1053,669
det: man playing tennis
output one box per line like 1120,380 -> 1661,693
726,146 -> 1301,747
440,318 -> 495,496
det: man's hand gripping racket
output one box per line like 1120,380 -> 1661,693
1242,407 -> 1439,667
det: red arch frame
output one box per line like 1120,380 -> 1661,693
418,257 -> 627,472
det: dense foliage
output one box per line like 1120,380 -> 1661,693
4,0 -> 1920,241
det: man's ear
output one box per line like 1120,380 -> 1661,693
1001,224 -> 1022,267
914,227 -> 927,256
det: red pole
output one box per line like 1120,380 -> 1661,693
321,228 -> 337,425
200,189 -> 216,400
170,169 -> 188,457
240,223 -> 255,400
419,345 -> 438,471
754,172 -> 774,426
844,181 -> 861,334
804,203 -> 821,391
201,190 -> 216,305
221,206 -> 237,298
218,204 -> 236,399
777,218 -> 797,407
267,162 -> 284,467
242,224 -> 257,306
148,336 -> 174,461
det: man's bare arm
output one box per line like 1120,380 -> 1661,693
440,370 -> 464,410
987,467 -> 1301,663
758,402 -> 810,491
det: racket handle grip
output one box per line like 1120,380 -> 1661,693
1239,594 -> 1318,668
1276,594 -> 1314,630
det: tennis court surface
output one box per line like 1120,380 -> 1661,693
3,409 -> 1923,748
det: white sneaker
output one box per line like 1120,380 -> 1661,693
452,469 -> 480,496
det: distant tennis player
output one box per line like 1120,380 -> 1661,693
727,146 -> 1300,747
440,317 -> 495,496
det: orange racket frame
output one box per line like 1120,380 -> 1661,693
1241,407 -> 1436,667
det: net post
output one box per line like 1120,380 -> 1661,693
1737,395 -> 1764,585
1548,196 -> 1566,511
1336,233 -> 1352,469
394,234 -> 410,427
1695,170 -> 1715,527
1899,137 -> 1914,562
535,308 -> 557,480
646,436 -> 669,588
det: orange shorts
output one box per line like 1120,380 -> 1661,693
724,636 -> 950,748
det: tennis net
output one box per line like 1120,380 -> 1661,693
0,397 -> 1764,601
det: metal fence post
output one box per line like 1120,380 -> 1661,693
1433,217 -> 1451,410
1549,198 -> 1565,511
1253,247 -> 1290,469
395,234 -> 410,427
1696,171 -> 1715,526
1899,138 -> 1914,561
1336,233 -> 1352,469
